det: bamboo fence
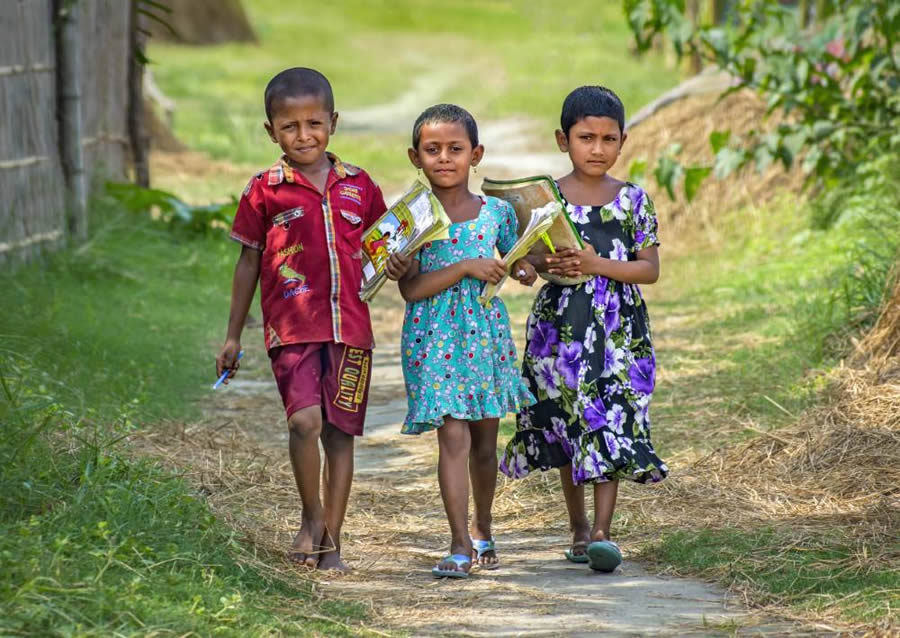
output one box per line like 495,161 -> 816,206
0,0 -> 131,264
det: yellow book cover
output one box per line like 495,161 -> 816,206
359,180 -> 451,302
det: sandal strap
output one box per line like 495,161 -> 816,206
471,538 -> 495,558
441,553 -> 472,567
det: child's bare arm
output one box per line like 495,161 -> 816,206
548,245 -> 659,284
399,258 -> 506,302
216,246 -> 261,379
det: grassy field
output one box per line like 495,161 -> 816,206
0,201 -> 368,636
149,0 -> 676,199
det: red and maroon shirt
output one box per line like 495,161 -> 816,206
231,153 -> 387,351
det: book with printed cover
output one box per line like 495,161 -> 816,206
481,175 -> 590,285
477,200 -> 561,306
359,180 -> 451,302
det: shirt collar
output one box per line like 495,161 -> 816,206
267,152 -> 356,187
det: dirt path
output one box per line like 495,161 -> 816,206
150,307 -> 793,637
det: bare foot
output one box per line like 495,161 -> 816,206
288,515 -> 325,568
317,549 -> 350,573
313,528 -> 349,573
470,523 -> 498,568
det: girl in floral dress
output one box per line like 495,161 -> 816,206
500,86 -> 668,573
385,104 -> 536,579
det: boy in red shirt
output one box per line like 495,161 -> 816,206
216,67 -> 386,571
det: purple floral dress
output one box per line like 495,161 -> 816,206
500,183 -> 668,485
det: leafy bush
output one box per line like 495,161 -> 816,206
623,0 -> 900,202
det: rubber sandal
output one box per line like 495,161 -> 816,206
472,538 -> 499,570
432,553 -> 472,579
564,542 -> 590,563
587,540 -> 622,572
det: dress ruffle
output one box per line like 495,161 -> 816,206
500,427 -> 667,484
403,380 -> 535,434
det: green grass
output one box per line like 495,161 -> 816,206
656,528 -> 899,625
0,200 -> 371,636
148,0 -> 677,196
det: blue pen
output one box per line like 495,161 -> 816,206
213,351 -> 244,389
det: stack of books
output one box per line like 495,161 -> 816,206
482,175 -> 590,286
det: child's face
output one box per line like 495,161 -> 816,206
556,116 -> 626,178
408,121 -> 483,190
264,95 -> 337,168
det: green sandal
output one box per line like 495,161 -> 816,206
564,542 -> 590,563
472,538 -> 499,570
587,540 -> 622,572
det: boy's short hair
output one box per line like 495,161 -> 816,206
264,67 -> 334,121
411,104 -> 479,149
560,86 -> 625,136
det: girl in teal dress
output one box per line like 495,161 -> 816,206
385,104 -> 536,579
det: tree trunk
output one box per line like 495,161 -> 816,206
55,0 -> 87,240
128,1 -> 150,187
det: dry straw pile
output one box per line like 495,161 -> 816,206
618,273 -> 900,632
620,89 -> 806,252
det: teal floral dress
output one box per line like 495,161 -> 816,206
401,196 -> 535,434
500,183 -> 668,484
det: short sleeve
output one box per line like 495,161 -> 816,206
230,176 -> 266,250
630,186 -> 659,253
496,199 -> 519,254
363,175 -> 388,228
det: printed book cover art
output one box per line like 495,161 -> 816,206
359,180 -> 450,301
361,210 -> 414,281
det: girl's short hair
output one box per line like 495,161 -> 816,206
560,86 -> 625,136
411,104 -> 479,149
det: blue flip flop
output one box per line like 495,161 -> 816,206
472,538 -> 499,570
587,540 -> 622,572
432,554 -> 472,579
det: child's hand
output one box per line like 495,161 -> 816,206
464,258 -> 507,284
547,245 -> 599,278
216,339 -> 242,384
510,258 -> 537,286
385,252 -> 413,281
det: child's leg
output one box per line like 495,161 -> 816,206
591,479 -> 619,541
436,416 -> 474,573
468,417 -> 499,566
287,405 -> 326,567
317,422 -> 354,571
559,464 -> 591,557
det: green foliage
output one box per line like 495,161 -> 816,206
623,0 -> 900,205
105,181 -> 236,238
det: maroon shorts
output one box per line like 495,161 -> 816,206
268,342 -> 372,436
